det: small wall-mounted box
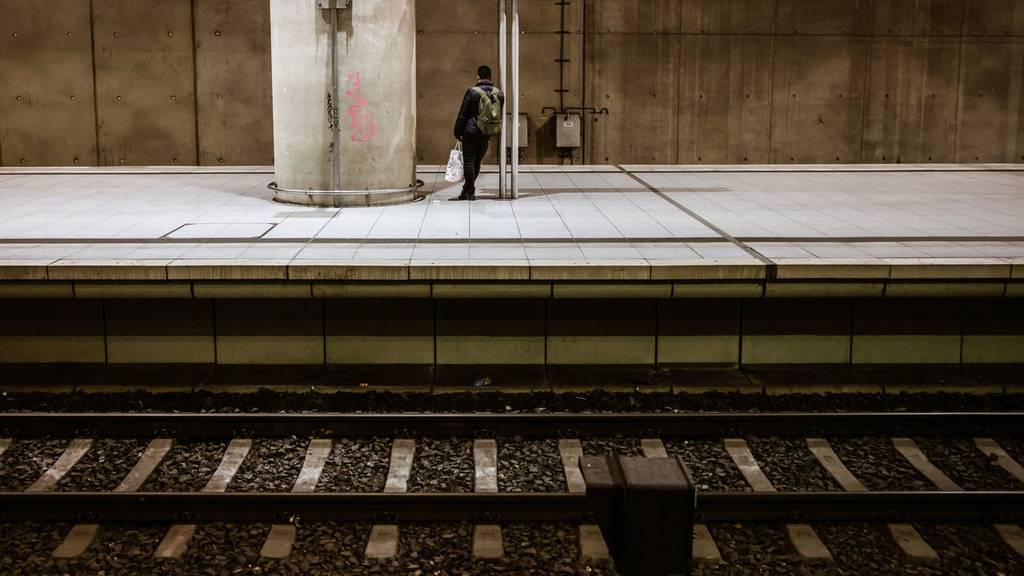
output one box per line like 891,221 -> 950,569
505,113 -> 529,149
556,113 -> 581,148
316,0 -> 350,8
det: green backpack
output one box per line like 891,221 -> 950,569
472,87 -> 503,136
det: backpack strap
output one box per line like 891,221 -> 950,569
471,86 -> 491,99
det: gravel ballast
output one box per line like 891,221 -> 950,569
913,436 -> 1023,491
582,437 -> 642,457
0,438 -> 69,491
745,437 -> 842,492
497,438 -> 565,492
666,439 -> 750,492
228,438 -> 308,492
829,436 -> 931,491
316,437 -> 391,493
140,440 -> 227,492
407,438 -> 474,493
55,439 -> 147,492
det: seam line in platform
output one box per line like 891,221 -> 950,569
615,165 -> 776,269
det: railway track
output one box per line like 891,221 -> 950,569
1,412 -> 1023,574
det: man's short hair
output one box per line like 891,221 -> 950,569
477,65 -> 492,80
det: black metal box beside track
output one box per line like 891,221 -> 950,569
581,455 -> 696,576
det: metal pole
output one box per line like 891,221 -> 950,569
329,0 -> 341,191
510,0 -> 520,199
498,0 -> 507,200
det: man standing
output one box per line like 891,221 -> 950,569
451,65 -> 504,201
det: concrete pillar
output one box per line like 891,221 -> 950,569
270,0 -> 417,206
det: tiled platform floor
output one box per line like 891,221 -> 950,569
1,165 -> 1023,272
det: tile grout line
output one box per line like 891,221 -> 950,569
614,165 -> 777,271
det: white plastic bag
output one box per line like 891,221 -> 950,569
445,143 -> 464,183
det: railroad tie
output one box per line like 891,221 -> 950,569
806,438 -> 866,492
365,439 -> 415,562
471,439 -> 504,559
578,524 -> 612,569
557,439 -> 586,494
0,438 -> 10,458
384,439 -> 416,494
260,439 -> 333,559
473,439 -> 498,493
808,438 -> 938,564
974,438 -> 1024,484
54,438 -> 173,559
994,524 -> 1024,558
892,438 -> 962,491
155,438 -> 253,559
724,438 -> 833,563
887,524 -> 939,564
27,438 -> 92,492
640,438 -> 668,459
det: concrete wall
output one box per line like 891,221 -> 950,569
1,0 -> 1022,167
1,296 -> 1021,366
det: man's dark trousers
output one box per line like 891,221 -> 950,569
461,133 -> 489,199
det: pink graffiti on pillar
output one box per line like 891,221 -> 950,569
345,72 -> 380,143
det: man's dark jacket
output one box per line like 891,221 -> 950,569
453,80 -> 505,139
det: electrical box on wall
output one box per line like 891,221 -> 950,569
556,114 -> 581,149
504,114 -> 529,149
316,0 -> 350,8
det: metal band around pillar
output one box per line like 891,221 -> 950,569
269,180 -> 424,208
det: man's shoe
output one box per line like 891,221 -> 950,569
466,195 -> 477,201
449,195 -> 467,201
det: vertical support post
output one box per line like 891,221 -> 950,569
510,0 -> 520,199
329,0 -> 341,191
498,0 -> 508,199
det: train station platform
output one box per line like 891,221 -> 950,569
0,165 -> 1022,369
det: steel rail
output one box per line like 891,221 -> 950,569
0,412 -> 1021,439
0,491 -> 1020,523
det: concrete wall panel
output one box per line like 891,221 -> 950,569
683,36 -> 773,164
852,299 -> 961,364
587,0 -> 682,34
106,299 -> 214,363
956,38 -> 1024,163
776,0 -> 874,35
436,299 -> 544,365
872,0 -> 964,35
548,299 -> 656,365
0,300 -> 105,363
862,37 -> 960,163
216,299 -> 323,364
680,0 -> 776,34
770,37 -> 867,163
194,0 -> 273,166
962,299 -> 1024,363
963,0 -> 1024,35
741,299 -> 851,364
586,34 -> 681,164
658,299 -> 740,364
92,0 -> 197,166
326,299 -> 433,365
0,0 -> 97,166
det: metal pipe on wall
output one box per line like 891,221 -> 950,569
498,0 -> 507,200
510,0 -> 520,199
329,0 -> 341,191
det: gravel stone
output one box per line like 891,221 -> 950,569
0,522 -> 71,575
56,439 -> 147,492
914,523 -> 1024,575
699,522 -> 803,575
0,438 -> 69,491
498,438 -> 565,492
317,437 -> 391,493
665,439 -> 750,492
745,437 -> 842,492
913,436 -> 1023,491
407,438 -> 474,493
229,438 -> 308,492
497,523 -> 618,575
6,388 -> 1023,414
829,436 -> 931,491
582,437 -> 642,457
53,523 -> 169,575
140,440 -> 227,492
